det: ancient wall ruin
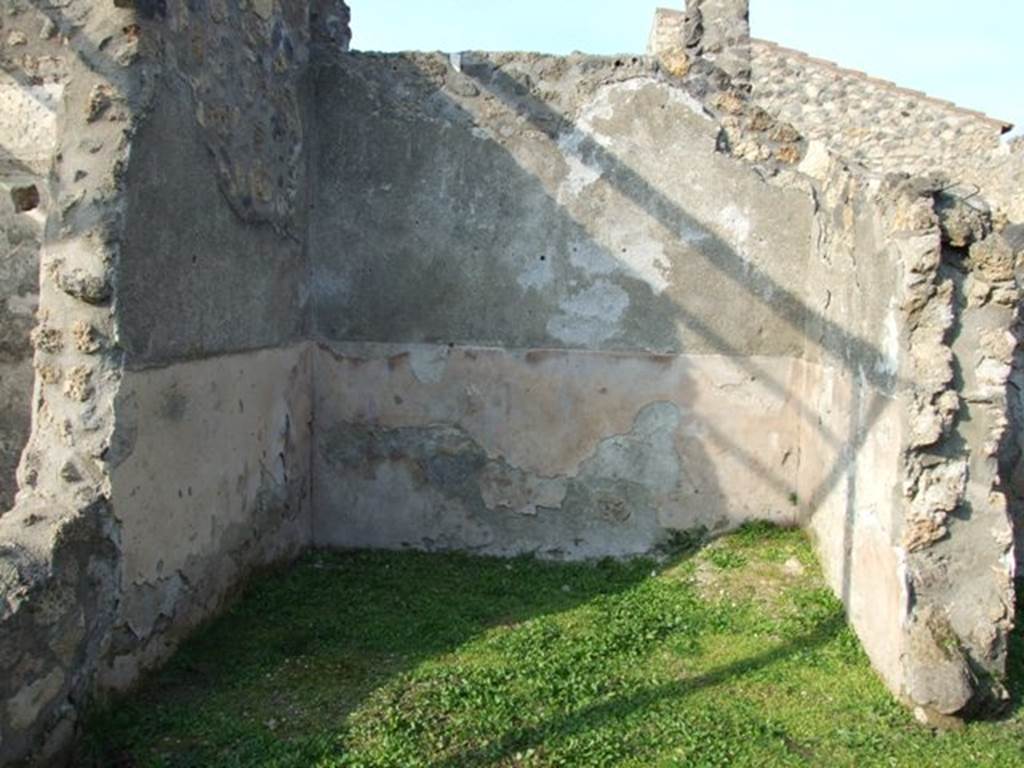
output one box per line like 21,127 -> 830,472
0,0 -> 344,761
1,0 -> 1021,763
750,40 -> 1021,222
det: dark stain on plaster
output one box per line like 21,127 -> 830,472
158,388 -> 188,422
317,401 -> 700,557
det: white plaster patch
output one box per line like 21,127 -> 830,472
580,78 -> 709,135
585,401 -> 682,495
798,140 -> 832,181
569,239 -> 619,276
0,79 -> 61,174
618,239 -> 672,294
547,280 -> 629,347
479,463 -> 568,517
679,222 -> 713,247
408,345 -> 450,385
517,256 -> 554,290
569,238 -> 671,295
471,125 -> 496,142
556,128 -> 603,202
6,294 -> 38,317
876,302 -> 901,377
718,204 -> 751,252
555,79 -> 710,208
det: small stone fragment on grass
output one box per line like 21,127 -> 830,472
783,558 -> 805,577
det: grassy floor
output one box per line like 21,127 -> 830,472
81,524 -> 1024,767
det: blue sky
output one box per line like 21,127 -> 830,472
348,0 -> 1020,137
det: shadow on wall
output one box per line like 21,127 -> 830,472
313,56 -> 734,557
0,70 -> 55,512
312,51 -> 898,600
467,64 -> 897,604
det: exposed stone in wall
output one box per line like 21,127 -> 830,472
750,39 -> 1020,222
975,139 -> 1024,224
0,188 -> 41,512
651,10 -> 1019,221
156,0 -> 344,233
0,3 -> 1020,762
0,7 -> 61,512
793,141 -> 1019,722
650,1 -> 751,91
683,0 -> 751,90
884,179 -> 1017,722
647,8 -> 804,170
0,0 -> 148,760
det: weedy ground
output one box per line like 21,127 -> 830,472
81,524 -> 1024,767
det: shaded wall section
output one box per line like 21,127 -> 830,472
797,164 -> 907,695
104,70 -> 314,686
310,52 -> 817,556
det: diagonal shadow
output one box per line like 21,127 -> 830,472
430,614 -> 847,768
462,61 -> 900,563
470,64 -> 899,394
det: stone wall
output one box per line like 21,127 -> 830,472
0,37 -> 59,512
797,155 -> 1020,722
649,10 -> 1020,222
0,168 -> 42,514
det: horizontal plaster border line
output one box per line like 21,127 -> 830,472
121,339 -> 311,373
314,338 -> 814,365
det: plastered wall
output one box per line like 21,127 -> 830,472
309,51 -> 817,557
101,68 -> 316,689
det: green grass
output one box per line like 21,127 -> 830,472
80,525 -> 1024,767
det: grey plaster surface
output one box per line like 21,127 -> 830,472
117,78 -> 309,367
311,52 -> 814,356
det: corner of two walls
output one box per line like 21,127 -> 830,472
2,1 -> 1020,761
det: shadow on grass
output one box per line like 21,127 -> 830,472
1003,579 -> 1024,714
77,547 -> 1024,768
77,545 -> 699,766
75,533 -> 850,768
429,614 -> 847,768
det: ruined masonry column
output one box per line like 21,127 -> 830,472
686,0 -> 752,89
649,1 -> 752,90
